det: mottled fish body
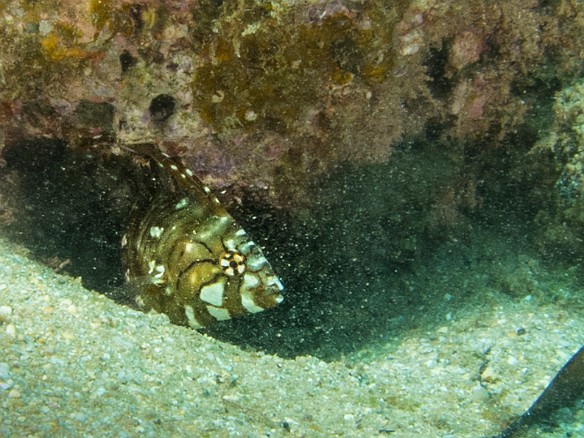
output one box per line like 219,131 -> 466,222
122,143 -> 283,328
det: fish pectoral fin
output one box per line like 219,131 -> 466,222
106,275 -> 168,308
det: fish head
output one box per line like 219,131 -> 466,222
213,217 -> 285,313
173,214 -> 284,326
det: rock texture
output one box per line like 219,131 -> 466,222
1,0 -> 583,210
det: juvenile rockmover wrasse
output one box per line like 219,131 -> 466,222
121,143 -> 284,328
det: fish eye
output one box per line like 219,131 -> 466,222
219,251 -> 246,276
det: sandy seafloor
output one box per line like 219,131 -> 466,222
0,234 -> 583,438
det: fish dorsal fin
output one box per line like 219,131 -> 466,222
124,143 -> 222,210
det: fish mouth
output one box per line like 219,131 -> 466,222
259,286 -> 284,308
267,280 -> 284,303
265,275 -> 284,291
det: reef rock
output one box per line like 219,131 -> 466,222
0,0 -> 583,210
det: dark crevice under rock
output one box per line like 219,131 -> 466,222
0,135 -> 560,360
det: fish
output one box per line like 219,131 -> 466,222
493,346 -> 584,438
121,143 -> 284,328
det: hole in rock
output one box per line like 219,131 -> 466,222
149,94 -> 176,122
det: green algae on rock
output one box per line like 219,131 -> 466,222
533,79 -> 584,259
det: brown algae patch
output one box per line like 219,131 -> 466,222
192,0 -> 403,133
